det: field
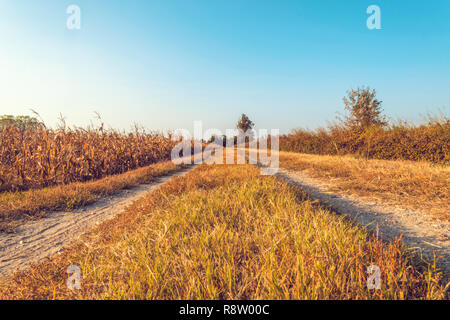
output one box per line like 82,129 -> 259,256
0,127 -> 448,300
0,164 -> 446,299
2,0 -> 450,305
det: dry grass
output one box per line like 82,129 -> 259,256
0,161 -> 182,233
279,151 -> 450,221
0,163 -> 446,300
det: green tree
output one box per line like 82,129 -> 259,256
236,114 -> 254,132
342,87 -> 387,130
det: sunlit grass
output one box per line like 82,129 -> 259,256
0,161 -> 182,232
279,151 -> 450,221
1,164 -> 446,299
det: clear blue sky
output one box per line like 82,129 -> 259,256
0,0 -> 449,134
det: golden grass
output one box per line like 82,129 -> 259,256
0,164 -> 446,299
279,151 -> 450,221
0,161 -> 182,233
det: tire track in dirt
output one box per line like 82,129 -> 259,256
0,165 -> 196,278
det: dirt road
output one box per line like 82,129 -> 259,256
1,154 -> 448,281
0,166 -> 195,278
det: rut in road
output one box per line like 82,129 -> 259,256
0,165 -> 196,278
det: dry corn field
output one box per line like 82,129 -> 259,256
0,126 -> 176,192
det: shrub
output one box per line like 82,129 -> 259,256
280,117 -> 449,164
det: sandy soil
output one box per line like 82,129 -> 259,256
0,166 -> 195,278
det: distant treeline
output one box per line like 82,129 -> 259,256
280,117 -> 449,164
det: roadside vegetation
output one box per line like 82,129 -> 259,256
280,87 -> 449,164
1,163 -> 446,299
0,161 -> 181,233
279,152 -> 450,221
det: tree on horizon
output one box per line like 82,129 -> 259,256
0,115 -> 44,131
342,87 -> 387,130
236,113 -> 254,133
